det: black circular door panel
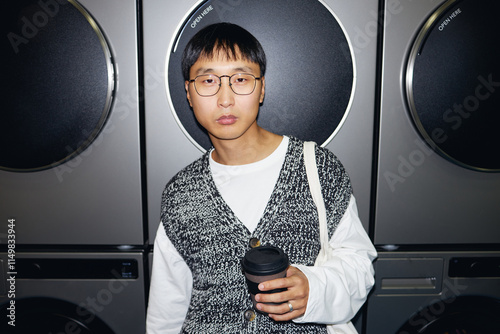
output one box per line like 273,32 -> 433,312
397,296 -> 500,334
0,298 -> 115,333
167,0 -> 354,150
406,0 -> 500,171
0,0 -> 114,172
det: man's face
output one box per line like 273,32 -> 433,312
185,52 -> 265,143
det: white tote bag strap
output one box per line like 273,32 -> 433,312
304,141 -> 358,334
303,141 -> 329,265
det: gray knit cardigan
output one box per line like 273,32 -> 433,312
161,136 -> 352,333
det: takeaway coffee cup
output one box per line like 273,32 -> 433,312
241,245 -> 289,309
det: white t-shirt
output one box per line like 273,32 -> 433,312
209,136 -> 289,233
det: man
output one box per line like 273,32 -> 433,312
147,22 -> 376,333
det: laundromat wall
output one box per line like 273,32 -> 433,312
1,0 -> 499,333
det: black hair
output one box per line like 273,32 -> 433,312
181,22 -> 266,81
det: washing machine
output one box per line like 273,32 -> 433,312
143,0 -> 379,243
365,251 -> 500,334
0,0 -> 144,246
0,251 -> 146,333
373,0 -> 500,245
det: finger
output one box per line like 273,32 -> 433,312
257,265 -> 305,292
262,301 -> 305,322
255,278 -> 307,305
258,271 -> 304,294
269,310 -> 302,322
257,276 -> 290,293
257,298 -> 307,314
256,300 -> 292,314
255,290 -> 290,304
256,284 -> 308,305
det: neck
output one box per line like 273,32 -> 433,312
210,127 -> 283,165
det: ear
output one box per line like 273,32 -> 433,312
259,76 -> 265,104
185,81 -> 192,107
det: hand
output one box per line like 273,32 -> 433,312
254,266 -> 309,321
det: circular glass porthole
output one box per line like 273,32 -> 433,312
406,0 -> 500,171
397,296 -> 500,334
0,0 -> 114,172
0,298 -> 115,333
167,0 -> 354,151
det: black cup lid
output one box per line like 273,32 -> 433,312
241,245 -> 289,276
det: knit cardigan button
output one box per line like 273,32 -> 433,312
249,238 -> 261,248
244,309 -> 256,321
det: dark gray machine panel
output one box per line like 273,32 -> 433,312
144,0 -> 378,244
366,251 -> 500,334
406,0 -> 500,171
374,0 -> 500,245
0,0 -> 143,246
0,252 -> 146,334
1,0 -> 113,172
167,0 -> 353,150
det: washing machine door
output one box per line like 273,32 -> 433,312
0,0 -> 114,172
167,0 -> 354,150
406,0 -> 500,171
1,298 -> 115,333
397,296 -> 500,334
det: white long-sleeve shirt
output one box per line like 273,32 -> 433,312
147,137 -> 376,333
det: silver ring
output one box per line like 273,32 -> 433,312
287,302 -> 293,313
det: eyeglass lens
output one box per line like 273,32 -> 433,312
194,74 -> 257,96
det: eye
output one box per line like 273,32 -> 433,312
198,75 -> 218,85
232,74 -> 251,85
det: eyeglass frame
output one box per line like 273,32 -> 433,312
188,73 -> 262,97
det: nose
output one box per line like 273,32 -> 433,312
217,76 -> 235,108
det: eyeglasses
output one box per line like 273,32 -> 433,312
189,73 -> 261,97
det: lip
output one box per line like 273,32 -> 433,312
216,114 -> 237,125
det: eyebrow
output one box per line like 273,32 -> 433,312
194,66 -> 256,76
